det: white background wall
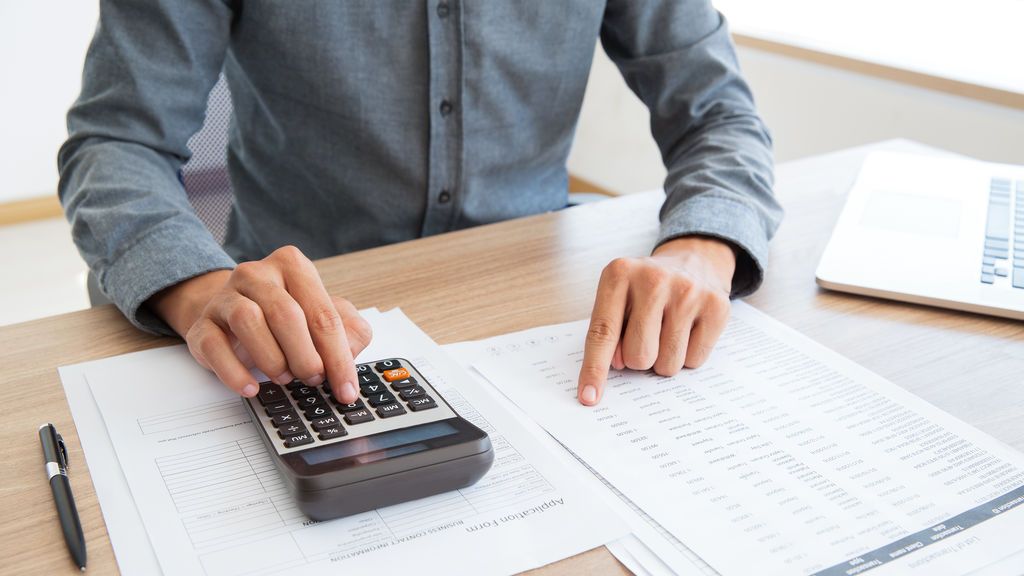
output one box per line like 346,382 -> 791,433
3,2 -> 1024,203
1,2 -> 98,203
568,45 -> 1024,195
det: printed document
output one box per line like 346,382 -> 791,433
61,308 -> 626,576
446,337 -> 714,576
475,302 -> 1024,576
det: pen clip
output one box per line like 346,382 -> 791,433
56,433 -> 69,469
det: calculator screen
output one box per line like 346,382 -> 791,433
299,421 -> 459,466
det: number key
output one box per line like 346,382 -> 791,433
368,392 -> 397,407
291,386 -> 318,399
360,383 -> 386,396
297,394 -> 325,408
375,359 -> 401,372
358,373 -> 381,386
303,404 -> 332,419
335,399 -> 367,412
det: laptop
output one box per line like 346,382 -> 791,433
816,151 -> 1024,320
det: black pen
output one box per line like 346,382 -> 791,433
39,423 -> 87,571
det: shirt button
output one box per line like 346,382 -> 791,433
437,2 -> 450,18
438,190 -> 452,204
439,100 -> 453,117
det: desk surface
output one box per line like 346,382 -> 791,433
3,140 -> 1023,575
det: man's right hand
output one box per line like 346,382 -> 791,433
148,246 -> 372,403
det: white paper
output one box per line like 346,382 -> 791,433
64,308 -> 626,576
59,367 -> 164,575
444,339 -> 713,576
474,302 -> 1024,576
57,309 -> 387,574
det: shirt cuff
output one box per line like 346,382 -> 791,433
99,218 -> 236,336
656,193 -> 771,298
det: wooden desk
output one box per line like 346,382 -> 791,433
3,140 -> 1023,575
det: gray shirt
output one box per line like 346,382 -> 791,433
59,0 -> 782,335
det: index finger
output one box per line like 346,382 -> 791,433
577,262 -> 630,406
282,262 -> 360,404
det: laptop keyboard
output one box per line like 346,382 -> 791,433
982,178 -> 1024,288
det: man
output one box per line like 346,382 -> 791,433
59,1 -> 782,408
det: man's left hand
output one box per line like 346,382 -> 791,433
577,236 -> 737,406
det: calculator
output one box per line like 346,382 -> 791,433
243,358 -> 494,521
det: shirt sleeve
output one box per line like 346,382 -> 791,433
600,0 -> 783,297
58,0 -> 237,335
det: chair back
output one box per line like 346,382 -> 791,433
181,75 -> 235,244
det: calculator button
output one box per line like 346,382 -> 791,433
271,410 -> 300,426
344,409 -> 375,425
318,426 -> 347,440
389,376 -> 417,390
285,380 -> 306,390
408,396 -> 438,411
290,386 -> 318,399
382,368 -> 410,382
303,404 -> 332,419
360,383 -> 387,396
375,359 -> 401,372
398,386 -> 425,400
264,401 -> 293,415
297,394 -> 326,408
356,364 -> 373,375
358,373 -> 381,386
315,426 -> 348,438
376,403 -> 407,418
310,415 -> 341,430
258,383 -> 286,405
283,432 -> 314,448
368,392 -> 398,407
335,399 -> 367,412
278,423 -> 308,438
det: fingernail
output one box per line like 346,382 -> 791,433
275,370 -> 294,385
581,385 -> 597,405
307,374 -> 325,387
241,383 -> 259,398
343,381 -> 358,402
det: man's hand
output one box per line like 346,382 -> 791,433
148,246 -> 372,404
577,236 -> 736,406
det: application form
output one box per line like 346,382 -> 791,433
474,303 -> 1024,576
445,337 -> 715,576
64,308 -> 626,576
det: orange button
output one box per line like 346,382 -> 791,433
382,368 -> 410,382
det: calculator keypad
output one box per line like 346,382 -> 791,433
245,358 -> 457,454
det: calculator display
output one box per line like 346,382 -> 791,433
300,421 -> 458,466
